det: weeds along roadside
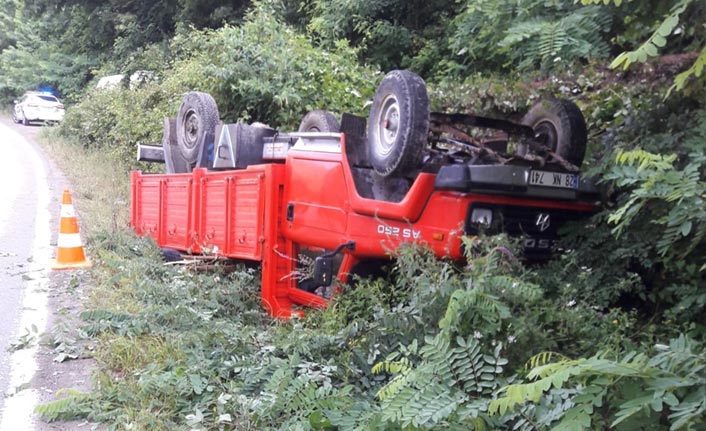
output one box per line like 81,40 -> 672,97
36,129 -> 161,314
30,129 -> 179,426
36,128 -> 133,239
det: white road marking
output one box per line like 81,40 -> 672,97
0,131 -> 25,234
0,124 -> 53,430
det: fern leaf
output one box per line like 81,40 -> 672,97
669,46 -> 706,95
552,405 -> 592,431
499,18 -> 547,48
610,0 -> 690,70
527,352 -> 569,370
538,24 -> 568,59
372,358 -> 412,375
376,370 -> 417,401
611,395 -> 654,427
34,389 -> 91,422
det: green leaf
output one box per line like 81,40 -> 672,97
189,374 -> 204,395
644,43 -> 658,57
679,221 -> 692,236
610,52 -> 629,69
663,392 -> 680,407
657,16 -> 679,37
652,35 -> 667,47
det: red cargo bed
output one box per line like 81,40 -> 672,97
131,166 -> 273,260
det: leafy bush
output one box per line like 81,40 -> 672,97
56,3 -> 378,169
57,85 -> 176,168
491,335 -> 706,430
167,3 -> 378,127
48,227 -> 646,430
450,0 -> 614,74
305,0 -> 455,72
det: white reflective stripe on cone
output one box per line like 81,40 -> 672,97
57,233 -> 83,248
60,204 -> 76,218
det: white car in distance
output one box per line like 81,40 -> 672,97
13,91 -> 65,125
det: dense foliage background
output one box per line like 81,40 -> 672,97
2,0 -> 705,429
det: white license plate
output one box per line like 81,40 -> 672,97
528,170 -> 579,189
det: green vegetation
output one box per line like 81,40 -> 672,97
56,5 -> 377,166
2,0 -> 704,429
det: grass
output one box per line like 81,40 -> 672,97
36,128 -> 133,238
30,128 -> 191,429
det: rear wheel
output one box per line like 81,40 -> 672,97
298,110 -> 340,132
518,98 -> 587,167
176,92 -> 219,166
367,70 -> 429,177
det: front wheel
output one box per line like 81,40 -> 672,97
518,98 -> 587,167
367,70 -> 429,178
176,92 -> 220,166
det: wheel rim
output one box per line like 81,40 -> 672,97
533,120 -> 558,152
182,109 -> 200,150
374,94 -> 400,157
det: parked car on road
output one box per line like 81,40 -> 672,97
12,91 -> 65,125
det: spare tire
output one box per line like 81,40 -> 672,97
518,98 -> 587,167
176,92 -> 219,166
367,70 -> 429,177
299,110 -> 340,132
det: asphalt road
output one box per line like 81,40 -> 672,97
0,119 -> 66,429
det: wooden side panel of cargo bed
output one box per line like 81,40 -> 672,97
131,171 -> 162,241
131,171 -> 195,251
197,169 -> 265,260
161,176 -> 194,250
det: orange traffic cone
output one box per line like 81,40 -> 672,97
51,189 -> 92,270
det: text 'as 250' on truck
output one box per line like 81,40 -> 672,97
131,70 -> 598,318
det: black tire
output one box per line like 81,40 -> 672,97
298,110 -> 340,132
519,98 -> 587,167
176,92 -> 219,166
161,248 -> 183,262
367,70 -> 429,177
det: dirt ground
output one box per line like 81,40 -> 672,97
1,117 -> 103,431
32,270 -> 103,431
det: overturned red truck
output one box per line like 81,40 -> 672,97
131,70 -> 597,317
